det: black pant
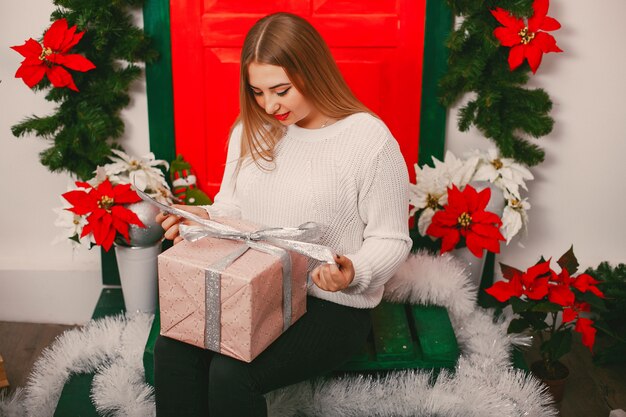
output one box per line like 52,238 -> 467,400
154,296 -> 372,417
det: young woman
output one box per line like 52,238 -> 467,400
155,12 -> 411,417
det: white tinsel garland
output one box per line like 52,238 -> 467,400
0,251 -> 558,417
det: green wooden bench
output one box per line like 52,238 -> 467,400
142,301 -> 460,386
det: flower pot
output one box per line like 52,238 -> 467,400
450,245 -> 486,290
530,360 -> 570,403
114,241 -> 161,313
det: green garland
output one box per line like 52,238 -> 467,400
440,0 -> 555,166
13,1 -> 556,177
11,0 -> 157,180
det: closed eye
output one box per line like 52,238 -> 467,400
276,87 -> 291,97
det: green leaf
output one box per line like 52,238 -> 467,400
531,302 -> 562,313
499,262 -> 523,280
508,318 -> 531,334
557,245 -> 579,274
481,291 -> 502,309
522,312 -> 549,331
541,330 -> 573,363
510,297 -> 530,313
577,290 -> 608,312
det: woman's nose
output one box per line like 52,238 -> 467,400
265,97 -> 278,114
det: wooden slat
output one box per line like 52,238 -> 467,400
411,304 -> 459,364
54,289 -> 126,414
143,311 -> 160,386
91,288 -> 125,320
371,302 -> 415,363
54,373 -> 99,417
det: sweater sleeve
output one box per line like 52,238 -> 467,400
342,136 -> 412,295
200,124 -> 243,219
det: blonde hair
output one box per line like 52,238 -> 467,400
235,12 -> 374,170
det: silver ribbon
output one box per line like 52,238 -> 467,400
133,186 -> 336,264
205,244 -> 250,351
203,239 -> 294,351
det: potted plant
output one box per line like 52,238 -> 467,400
54,150 -> 174,313
484,247 -> 605,402
408,149 -> 533,290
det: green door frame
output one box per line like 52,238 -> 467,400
141,0 -> 450,164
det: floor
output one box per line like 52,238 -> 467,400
1,321 -> 625,416
523,334 -> 626,417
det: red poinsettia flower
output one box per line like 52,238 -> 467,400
547,281 -> 575,307
426,184 -> 505,257
572,273 -> 605,298
485,248 -> 604,366
491,0 -> 563,73
485,265 -> 524,302
521,261 -> 551,298
574,317 -> 597,351
563,301 -> 591,323
62,179 -> 144,251
11,18 -> 95,91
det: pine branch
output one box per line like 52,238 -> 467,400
440,0 -> 556,166
11,0 -> 157,180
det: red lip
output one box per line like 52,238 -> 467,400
274,112 -> 290,121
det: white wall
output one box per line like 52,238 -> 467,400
0,1 -> 150,324
446,0 -> 626,277
0,0 -> 624,324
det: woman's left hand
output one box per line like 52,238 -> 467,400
310,254 -> 355,292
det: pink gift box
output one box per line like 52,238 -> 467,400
157,218 -> 308,362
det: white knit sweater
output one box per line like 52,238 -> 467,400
203,113 -> 412,308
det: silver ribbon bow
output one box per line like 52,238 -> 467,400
133,186 -> 336,264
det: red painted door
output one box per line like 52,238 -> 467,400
170,0 -> 425,197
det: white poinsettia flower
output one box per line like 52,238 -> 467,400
500,192 -> 531,243
471,148 -> 534,199
100,149 -> 175,204
52,207 -> 85,247
409,151 -> 479,235
52,189 -> 92,248
148,184 -> 176,205
432,150 -> 480,188
417,207 -> 438,237
106,149 -> 169,174
409,164 -> 448,212
409,163 -> 451,235
104,149 -> 168,187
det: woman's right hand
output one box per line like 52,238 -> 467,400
156,205 -> 211,245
